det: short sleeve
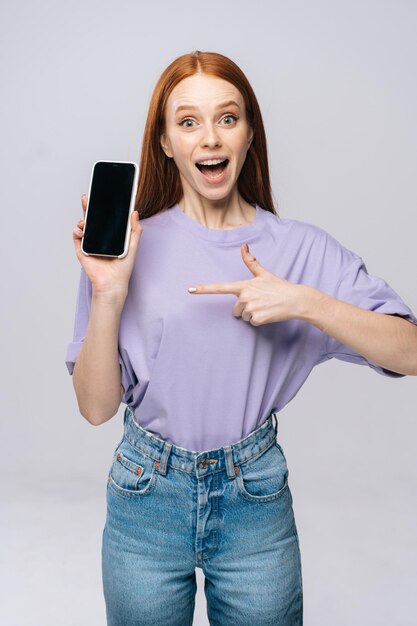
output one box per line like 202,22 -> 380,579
64,267 -> 137,404
321,256 -> 417,378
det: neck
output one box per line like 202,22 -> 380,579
178,193 -> 256,230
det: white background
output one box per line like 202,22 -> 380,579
1,1 -> 416,624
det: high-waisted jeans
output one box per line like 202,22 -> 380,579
102,406 -> 303,625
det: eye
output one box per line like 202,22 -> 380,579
178,118 -> 196,128
222,114 -> 239,125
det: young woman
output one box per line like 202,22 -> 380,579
66,50 -> 417,626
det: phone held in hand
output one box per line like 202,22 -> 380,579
81,160 -> 139,258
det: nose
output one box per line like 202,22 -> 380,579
201,123 -> 222,148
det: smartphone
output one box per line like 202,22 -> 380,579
81,160 -> 139,258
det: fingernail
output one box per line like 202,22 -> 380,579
244,243 -> 249,252
188,287 -> 197,293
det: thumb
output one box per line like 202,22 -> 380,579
241,243 -> 264,276
130,210 -> 143,242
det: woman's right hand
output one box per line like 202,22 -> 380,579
72,193 -> 143,298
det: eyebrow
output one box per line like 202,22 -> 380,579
174,100 -> 241,114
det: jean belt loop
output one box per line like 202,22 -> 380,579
272,411 -> 278,436
223,445 -> 238,480
157,441 -> 172,476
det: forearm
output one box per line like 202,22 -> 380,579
72,290 -> 127,424
300,286 -> 417,376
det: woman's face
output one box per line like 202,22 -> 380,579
160,73 -> 253,203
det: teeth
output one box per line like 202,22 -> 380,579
197,158 -> 227,166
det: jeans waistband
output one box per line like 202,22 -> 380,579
122,406 -> 279,480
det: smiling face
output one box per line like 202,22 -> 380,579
160,73 -> 253,206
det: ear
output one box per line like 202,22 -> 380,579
160,134 -> 173,158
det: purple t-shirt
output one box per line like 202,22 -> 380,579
65,203 -> 417,451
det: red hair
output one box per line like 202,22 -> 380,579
135,50 -> 277,219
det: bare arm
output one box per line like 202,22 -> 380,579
70,193 -> 143,425
187,243 -> 417,375
72,290 -> 127,425
301,287 -> 417,376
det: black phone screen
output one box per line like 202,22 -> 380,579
82,161 -> 136,256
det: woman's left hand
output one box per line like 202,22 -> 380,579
187,243 -> 319,326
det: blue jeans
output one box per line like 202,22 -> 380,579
102,406 -> 303,625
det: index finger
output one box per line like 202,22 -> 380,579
188,281 -> 245,295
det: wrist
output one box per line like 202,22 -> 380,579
297,285 -> 335,330
92,287 -> 128,311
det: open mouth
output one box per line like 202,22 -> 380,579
195,159 -> 229,179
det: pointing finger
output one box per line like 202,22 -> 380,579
188,281 -> 245,295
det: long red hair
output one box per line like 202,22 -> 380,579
135,50 -> 277,219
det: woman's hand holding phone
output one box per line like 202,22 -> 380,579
72,193 -> 143,300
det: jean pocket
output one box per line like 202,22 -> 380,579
235,440 -> 289,503
107,436 -> 159,499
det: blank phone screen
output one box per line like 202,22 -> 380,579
82,162 -> 136,256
